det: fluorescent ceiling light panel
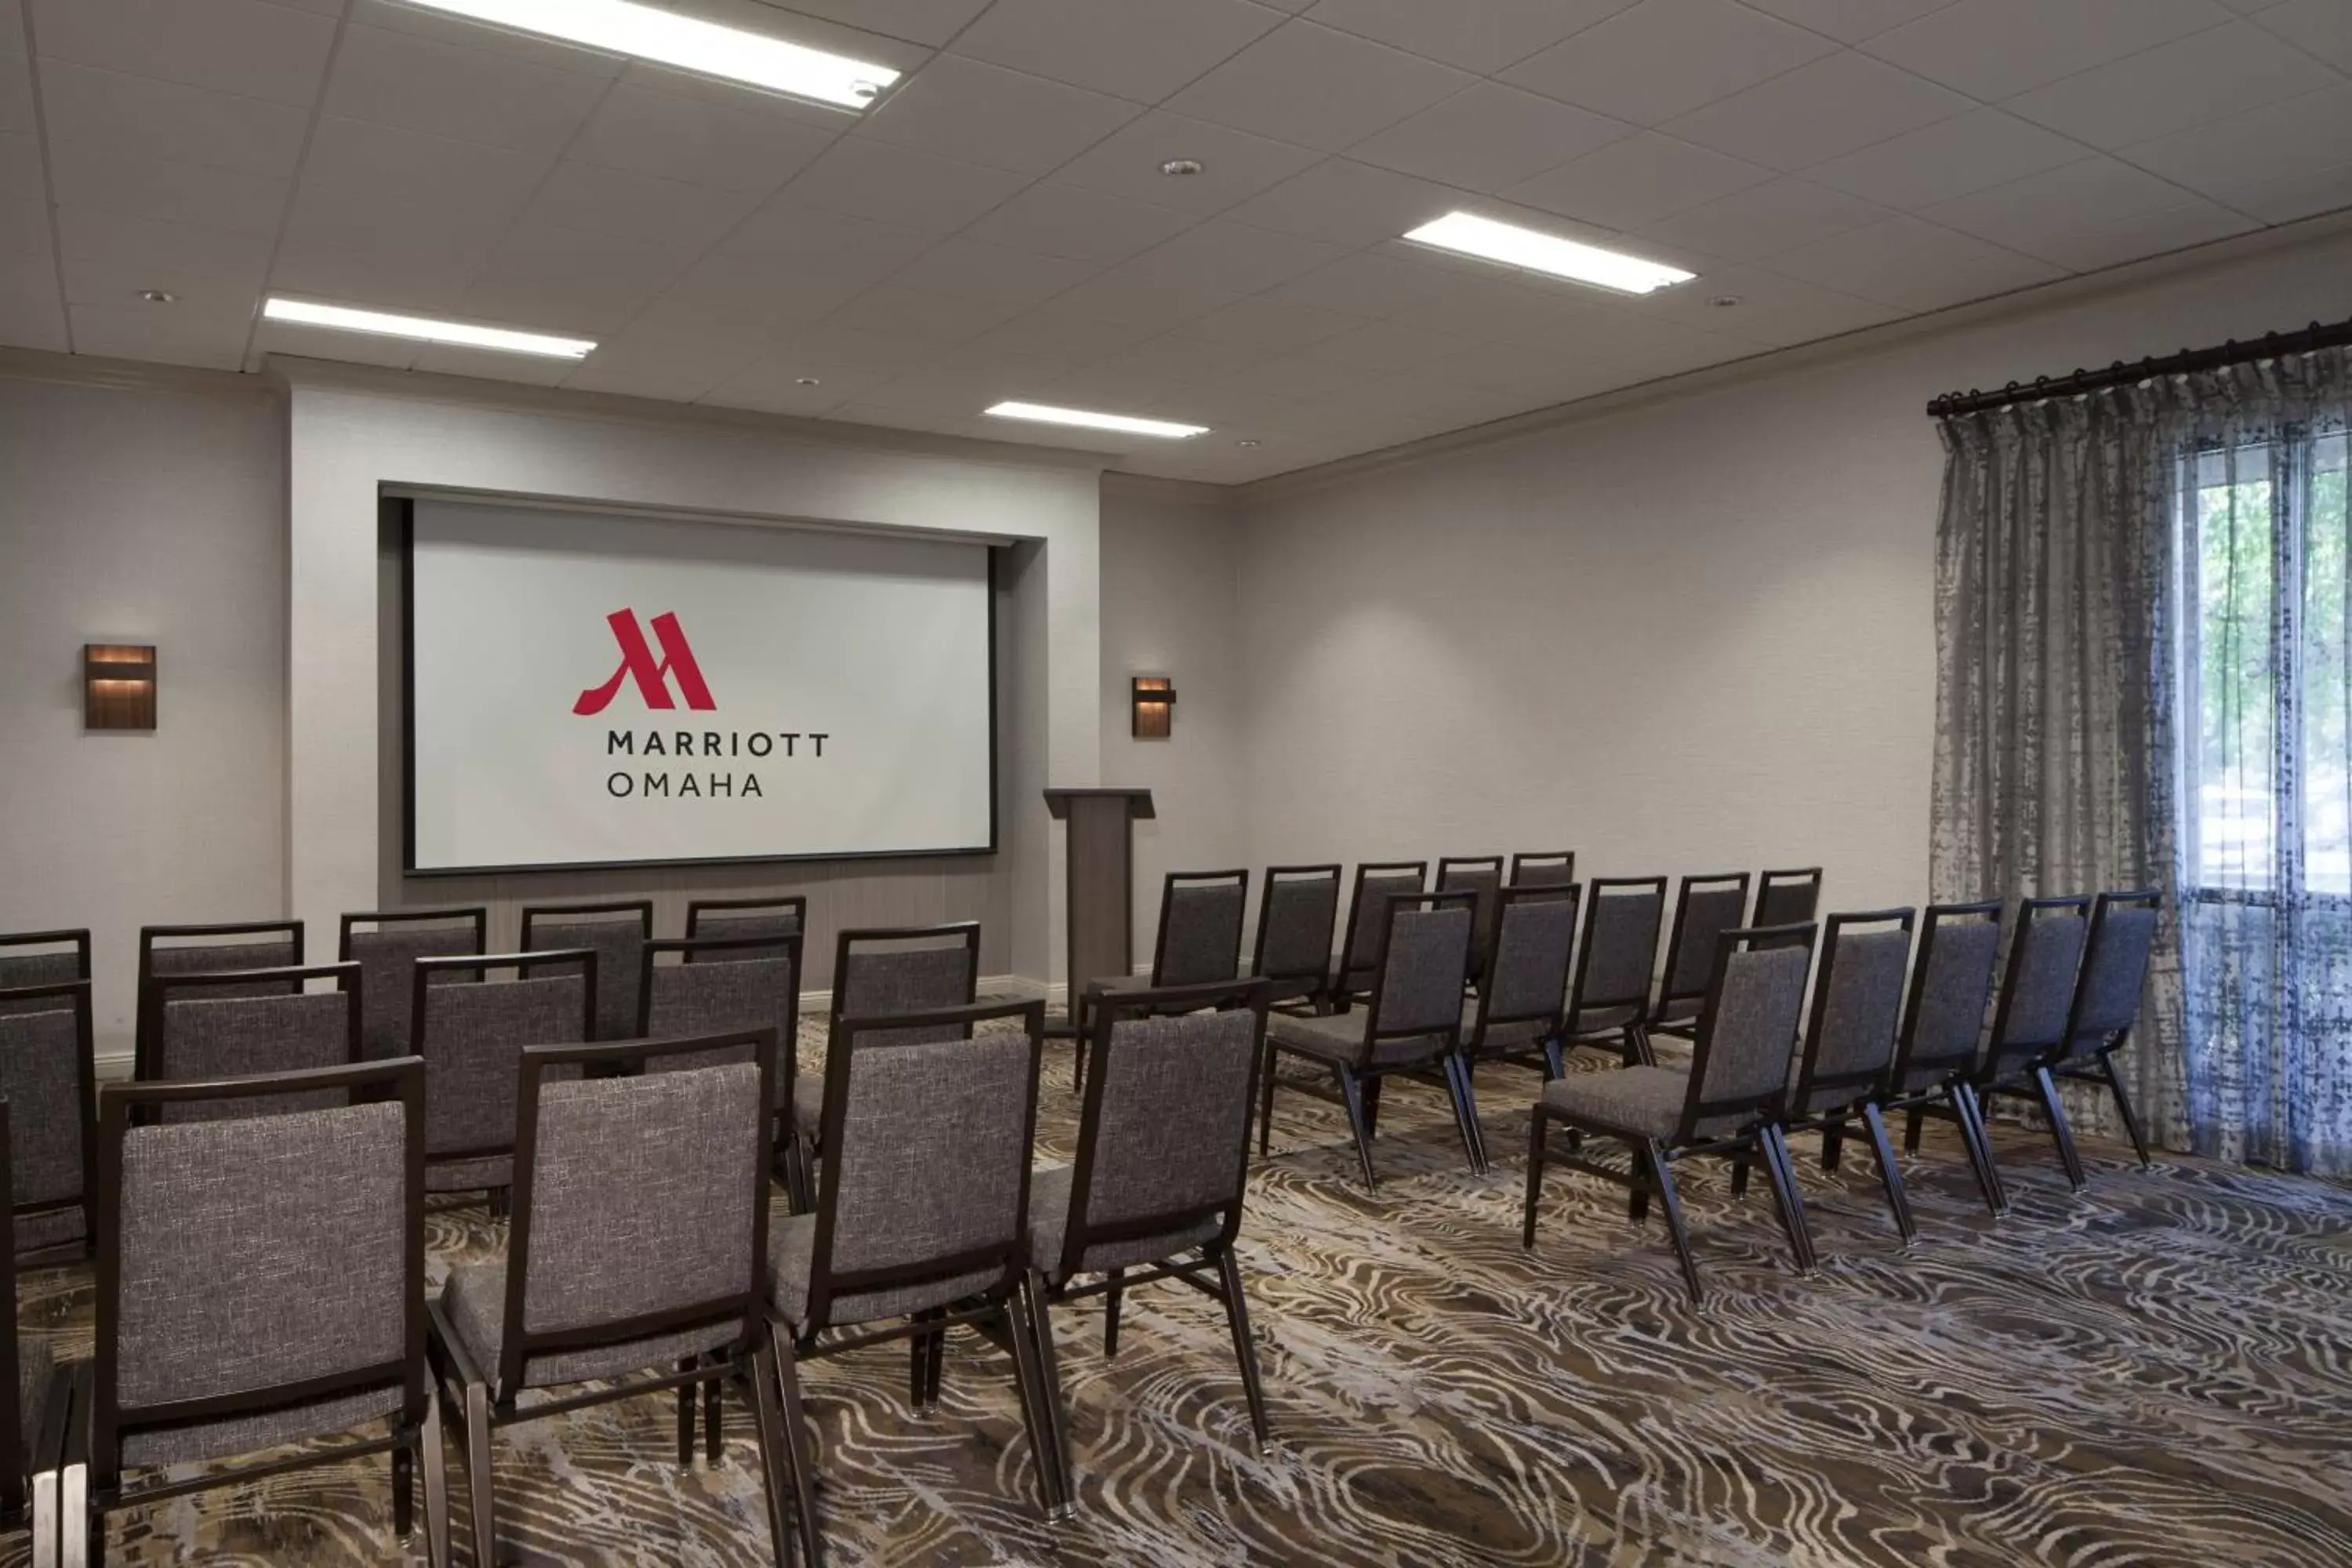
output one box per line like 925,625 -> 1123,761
1403,211 -> 1695,295
395,0 -> 900,108
985,401 -> 1208,439
263,297 -> 597,358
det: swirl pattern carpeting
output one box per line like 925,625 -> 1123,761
9,1025 -> 2350,1567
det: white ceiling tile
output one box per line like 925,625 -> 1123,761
0,1 -> 23,56
2121,82 -> 2352,203
0,126 -> 37,209
2003,21 -> 2338,151
1770,212 -> 2063,310
960,181 -> 1192,263
344,0 -> 624,76
321,24 -> 611,154
1303,0 -> 1636,74
45,140 -> 287,235
855,54 -> 1143,175
568,82 -> 840,196
660,248 -> 909,333
1189,294 -> 1363,350
521,160 -> 761,249
882,238 -> 1098,312
252,314 -> 424,369
711,201 -> 941,280
1298,318 -> 1478,372
1053,109 -> 1323,216
1163,20 -> 1473,152
1628,264 -> 1903,346
1227,350 -> 1367,398
1049,264 -> 1241,332
1500,0 -> 1838,126
1662,51 -> 1973,172
1096,325 -> 1281,382
67,299 -> 249,367
822,282 -> 1022,344
302,117 -> 553,215
0,49 -> 27,136
37,59 -> 309,176
1736,0 -> 1963,42
1386,274 -> 1624,343
0,249 -> 67,352
1264,249 -> 1459,316
561,299 -> 768,400
1803,108 -> 2092,209
53,205 -> 270,312
28,0 -> 336,106
2214,158 -> 2352,224
1218,157 -> 1454,246
2255,0 -> 2352,71
462,223 -> 700,333
839,355 -> 1067,419
1860,0 -> 2234,100
764,0 -> 994,49
1501,132 -> 1773,230
964,299 -> 1164,359
1922,156 -> 2213,261
776,137 -> 1029,235
1639,176 -> 1891,260
1352,83 -> 1631,192
950,0 -> 1285,103
2003,195 -> 2259,273
1115,220 -> 1347,296
410,339 -> 579,386
701,358 -> 861,419
272,183 -> 510,314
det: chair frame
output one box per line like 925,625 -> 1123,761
1507,851 -> 1576,888
1327,861 -> 1428,1011
826,922 -> 982,1030
427,1029 -> 797,1568
1461,884 -> 1582,1083
336,907 -> 488,962
74,1058 -> 444,1567
0,977 -> 100,1267
1261,889 -> 1485,1187
1884,900 -> 2009,1218
1777,909 -> 1919,1244
2046,889 -> 2163,1171
1073,871 -> 1250,1095
684,895 -> 809,956
1646,871 -> 1755,1037
1247,864 -> 1342,1013
135,960 -> 365,1094
1436,855 -> 1505,971
1523,922 -> 1820,1306
637,932 -> 811,1209
0,1101 -> 73,1552
1752,868 -> 1824,931
0,928 -> 92,987
1973,895 -> 2096,1191
408,949 -> 597,1202
133,920 -> 304,1073
768,997 -> 1059,1566
1563,876 -> 1669,1066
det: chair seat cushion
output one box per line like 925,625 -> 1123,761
442,1261 -> 739,1393
1541,1065 -> 1692,1138
1025,1164 -> 1221,1284
790,1096 -> 820,1136
1566,1003 -> 1640,1039
768,1214 -> 1004,1336
1268,1010 -> 1448,1066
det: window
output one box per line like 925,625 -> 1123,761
2182,426 -> 2352,895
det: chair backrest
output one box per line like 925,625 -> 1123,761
1507,851 -> 1576,889
497,1031 -> 776,1395
0,979 -> 97,1257
684,895 -> 807,961
805,999 -> 1044,1330
0,929 -> 90,1016
1679,924 -> 1817,1140
1149,871 -> 1249,988
637,935 -> 801,1105
1436,856 -> 1505,974
1890,900 -> 2005,1089
1791,909 -> 1915,1115
1056,981 -> 1269,1279
1753,869 -> 1824,935
1335,862 -> 1428,995
1985,895 -> 2092,1067
1250,865 -> 1341,986
339,908 -> 488,1061
1656,873 -> 1755,1016
0,1105 -> 21,1511
1357,891 -> 1475,1066
145,963 -> 365,1123
830,924 -> 980,1047
93,1059 -> 425,1479
1567,877 -> 1667,1023
136,920 -> 303,1062
2065,890 -> 2161,1050
518,901 -> 653,1043
1477,885 -> 1581,1035
410,953 -> 593,1164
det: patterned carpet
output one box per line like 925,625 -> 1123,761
9,1029 -> 2351,1567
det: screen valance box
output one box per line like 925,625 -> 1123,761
402,498 -> 996,875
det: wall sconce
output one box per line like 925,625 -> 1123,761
84,644 -> 157,731
1131,676 -> 1175,739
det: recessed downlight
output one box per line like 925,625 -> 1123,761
263,297 -> 597,359
985,401 -> 1207,439
1236,439 -> 1261,448
1160,158 -> 1204,177
1402,211 -> 1695,296
1708,295 -> 1744,308
796,376 -> 822,386
138,289 -> 176,304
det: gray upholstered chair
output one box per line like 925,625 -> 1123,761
1647,872 -> 1753,1037
1885,900 -> 2008,1215
409,950 -> 593,1206
1328,861 -> 1427,1010
686,894 -> 807,960
518,899 -> 653,1044
1523,923 -> 1820,1305
72,1058 -> 445,1566
1262,891 -> 1481,1186
141,962 -> 365,1123
1026,980 -> 1274,1510
1779,909 -> 1918,1244
339,907 -> 487,1060
638,933 -> 808,1208
768,998 -> 1058,1566
1247,865 -> 1341,1011
1563,877 -> 1667,1065
0,1102 -> 70,1560
1461,885 -> 1581,1090
134,920 -> 302,1071
1971,895 -> 2094,1190
1075,870 -> 1249,1094
829,923 -> 982,1046
1508,851 -> 1576,889
1752,868 -> 1824,944
2047,890 -> 2163,1172
0,977 -> 96,1262
429,1030 -> 794,1568
0,929 -> 89,1013
1436,855 -> 1505,979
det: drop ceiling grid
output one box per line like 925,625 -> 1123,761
2,0 -> 2347,482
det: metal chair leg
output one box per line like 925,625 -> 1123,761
1951,1083 -> 2009,1215
1859,1102 -> 1917,1244
1442,1055 -> 1486,1172
421,1388 -> 451,1568
2099,1049 -> 2154,1168
677,1357 -> 697,1466
461,1381 -> 495,1568
1002,1290 -> 1065,1519
1521,1105 -> 1547,1249
1102,1271 -> 1124,1358
704,1356 -> 724,1465
1757,1127 -> 1818,1275
771,1326 -> 826,1568
2033,1065 -> 2089,1191
393,1433 -> 414,1536
1334,1067 -> 1378,1189
1820,1120 -> 1844,1173
1257,1040 -> 1279,1156
747,1339 -> 800,1568
1023,1273 -> 1076,1519
1646,1139 -> 1703,1305
1213,1247 -> 1272,1447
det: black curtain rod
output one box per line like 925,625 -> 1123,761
1925,314 -> 2352,419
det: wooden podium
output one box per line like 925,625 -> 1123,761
1044,786 -> 1155,1032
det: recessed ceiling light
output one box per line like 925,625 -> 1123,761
138,289 -> 176,304
1236,439 -> 1261,448
795,376 -> 822,386
984,401 -> 1208,439
394,0 -> 901,109
1708,295 -> 1744,308
1402,211 -> 1695,296
263,297 -> 596,359
1160,158 -> 1203,177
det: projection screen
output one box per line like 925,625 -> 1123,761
405,499 -> 994,873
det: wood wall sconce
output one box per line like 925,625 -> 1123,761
85,644 -> 157,731
1131,676 -> 1174,739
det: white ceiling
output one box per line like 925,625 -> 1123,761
3,0 -> 2350,483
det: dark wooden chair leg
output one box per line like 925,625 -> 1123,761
772,1327 -> 826,1568
1904,1105 -> 1925,1153
1820,1120 -> 1844,1172
2032,1065 -> 2089,1191
1730,1150 -> 1751,1197
1334,1066 -> 1379,1189
1521,1106 -> 1548,1248
747,1338 -> 800,1568
1213,1247 -> 1272,1447
677,1357 -> 697,1465
1646,1139 -> 1704,1305
2098,1050 -> 2154,1168
1859,1102 -> 1917,1244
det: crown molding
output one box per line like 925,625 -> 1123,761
0,344 -> 277,400
1098,470 -> 1238,510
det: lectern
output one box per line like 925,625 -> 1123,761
1044,787 -> 1155,1032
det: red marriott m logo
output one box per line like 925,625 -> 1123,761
573,609 -> 717,716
